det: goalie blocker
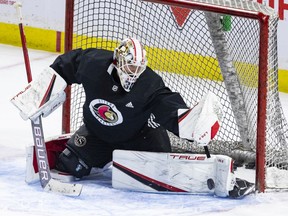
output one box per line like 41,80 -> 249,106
10,67 -> 67,121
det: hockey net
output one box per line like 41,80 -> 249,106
63,0 -> 288,192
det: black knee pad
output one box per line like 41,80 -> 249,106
57,147 -> 91,178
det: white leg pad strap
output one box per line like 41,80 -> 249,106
214,155 -> 236,197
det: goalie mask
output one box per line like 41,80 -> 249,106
114,38 -> 148,92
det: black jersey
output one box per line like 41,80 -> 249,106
50,48 -> 188,143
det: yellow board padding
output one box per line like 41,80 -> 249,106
279,69 -> 288,93
73,35 -> 223,81
0,22 -> 64,52
74,36 -> 288,92
0,23 -> 287,93
73,35 -> 118,52
146,47 -> 223,81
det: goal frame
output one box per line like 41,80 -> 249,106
62,0 -> 276,193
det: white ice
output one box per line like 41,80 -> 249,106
1,44 -> 288,216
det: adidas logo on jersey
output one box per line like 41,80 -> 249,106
125,102 -> 134,108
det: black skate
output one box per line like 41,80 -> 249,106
229,178 -> 255,199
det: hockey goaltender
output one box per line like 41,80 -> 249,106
11,38 -> 254,198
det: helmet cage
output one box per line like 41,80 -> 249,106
114,38 -> 147,92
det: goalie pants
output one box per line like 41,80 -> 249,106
63,124 -> 171,169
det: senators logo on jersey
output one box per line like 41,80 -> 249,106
89,99 -> 123,126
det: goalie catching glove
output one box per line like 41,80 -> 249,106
11,67 -> 67,121
178,92 -> 223,146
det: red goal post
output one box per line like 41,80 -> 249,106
63,0 -> 288,193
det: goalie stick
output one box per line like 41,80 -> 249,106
13,2 -> 82,196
